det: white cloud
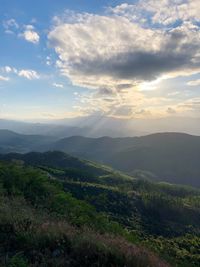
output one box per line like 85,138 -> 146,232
18,69 -> 39,80
3,20 -> 40,44
1,66 -> 17,74
110,0 -> 200,26
49,10 -> 200,91
3,18 -> 19,32
46,56 -> 52,66
20,25 -> 40,44
144,0 -> 200,25
48,3 -> 200,118
0,75 -> 9,81
1,66 -> 40,80
187,79 -> 200,86
53,83 -> 64,88
2,66 -> 12,73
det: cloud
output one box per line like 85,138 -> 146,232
167,107 -> 177,114
3,20 -> 40,44
0,75 -> 9,81
3,18 -> 19,28
113,105 -> 134,117
48,9 -> 200,93
18,69 -> 39,80
1,66 -> 17,74
110,0 -> 200,26
3,66 -> 12,73
179,98 -> 200,113
20,25 -> 40,44
46,56 -> 52,66
75,86 -> 173,119
187,79 -> 200,86
53,83 -> 64,88
143,0 -> 200,25
1,66 -> 40,80
48,3 -> 200,118
3,18 -> 19,34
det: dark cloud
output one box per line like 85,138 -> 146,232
116,83 -> 133,89
71,45 -> 198,82
49,14 -> 200,89
97,87 -> 115,95
167,107 -> 176,114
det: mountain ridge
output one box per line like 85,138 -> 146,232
1,130 -> 200,187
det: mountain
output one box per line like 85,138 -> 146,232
47,115 -> 147,137
0,119 -> 91,138
2,116 -> 200,138
0,118 -> 145,137
0,151 -> 199,266
39,115 -> 200,136
49,133 -> 200,187
0,129 -> 57,153
1,130 -> 200,187
3,115 -> 200,138
0,150 -> 132,184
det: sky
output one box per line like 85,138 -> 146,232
0,0 -> 200,121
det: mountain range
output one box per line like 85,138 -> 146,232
0,129 -> 200,187
2,116 -> 200,137
50,133 -> 200,187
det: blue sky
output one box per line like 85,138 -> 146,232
0,0 -> 200,120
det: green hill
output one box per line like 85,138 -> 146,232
49,133 -> 200,187
0,129 -> 56,154
0,151 -> 200,266
0,160 -> 170,267
1,131 -> 200,187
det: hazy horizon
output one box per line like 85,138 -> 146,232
1,115 -> 200,138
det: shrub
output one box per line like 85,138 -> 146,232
8,255 -> 28,267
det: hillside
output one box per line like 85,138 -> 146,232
0,151 -> 132,185
1,131 -> 200,187
0,151 -> 200,266
49,133 -> 200,187
0,159 -> 172,267
0,129 -> 56,153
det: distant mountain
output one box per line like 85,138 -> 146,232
46,115 -> 200,136
0,119 -> 91,138
0,129 -> 56,153
49,133 -> 200,187
1,129 -> 200,187
0,118 -> 146,137
2,116 -> 200,137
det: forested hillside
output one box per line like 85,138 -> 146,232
0,151 -> 200,267
0,161 -> 169,267
48,133 -> 200,187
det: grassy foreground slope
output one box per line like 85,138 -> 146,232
0,151 -> 200,266
0,161 -> 169,267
